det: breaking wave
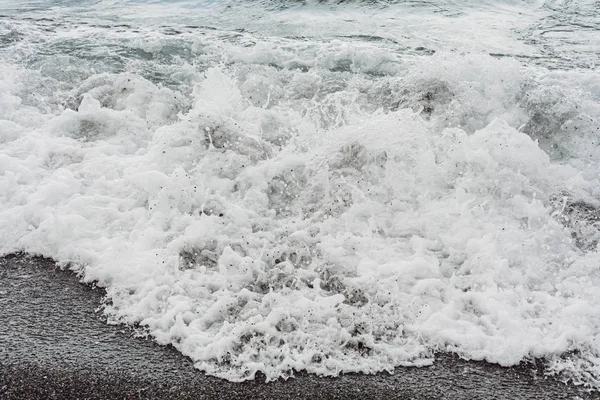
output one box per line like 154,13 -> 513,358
1,0 -> 600,387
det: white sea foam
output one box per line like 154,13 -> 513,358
1,0 -> 600,386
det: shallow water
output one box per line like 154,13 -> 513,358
1,0 -> 600,387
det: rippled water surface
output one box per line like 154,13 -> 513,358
1,0 -> 600,388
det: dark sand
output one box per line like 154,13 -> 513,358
1,253 -> 598,400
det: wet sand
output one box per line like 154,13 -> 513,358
1,254 -> 598,400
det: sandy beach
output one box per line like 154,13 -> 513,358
1,254 -> 597,400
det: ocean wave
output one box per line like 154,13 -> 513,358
1,0 -> 600,387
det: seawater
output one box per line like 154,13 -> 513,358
1,0 -> 600,387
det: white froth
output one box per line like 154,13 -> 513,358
1,0 -> 600,387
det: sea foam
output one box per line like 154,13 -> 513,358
1,0 -> 600,386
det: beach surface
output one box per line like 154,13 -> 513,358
1,254 -> 598,400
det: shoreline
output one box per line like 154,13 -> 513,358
1,253 -> 598,399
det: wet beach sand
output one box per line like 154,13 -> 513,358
1,253 -> 598,400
